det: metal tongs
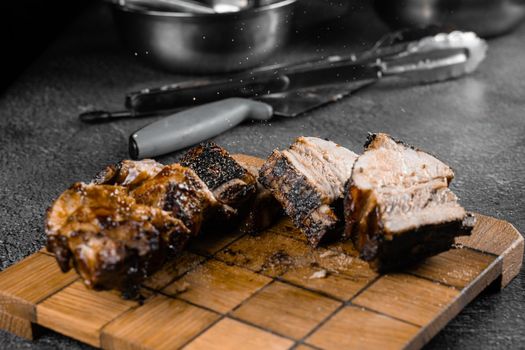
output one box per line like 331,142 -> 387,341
106,0 -> 258,14
80,28 -> 487,122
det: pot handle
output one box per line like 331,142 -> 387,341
129,98 -> 273,159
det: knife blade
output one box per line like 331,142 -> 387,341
129,80 -> 374,159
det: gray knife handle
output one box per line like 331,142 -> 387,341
129,98 -> 273,159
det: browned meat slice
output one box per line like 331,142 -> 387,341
180,142 -> 257,212
344,133 -> 475,272
233,154 -> 283,234
259,137 -> 358,246
131,164 -> 223,236
45,182 -> 190,295
92,159 -> 164,189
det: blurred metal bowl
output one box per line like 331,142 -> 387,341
373,0 -> 525,38
111,0 -> 297,74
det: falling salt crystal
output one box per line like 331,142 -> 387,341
309,269 -> 328,279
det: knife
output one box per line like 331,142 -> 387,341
124,27 -> 482,114
129,30 -> 487,159
79,27 -> 476,123
129,81 -> 373,159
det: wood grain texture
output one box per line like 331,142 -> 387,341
187,230 -> 245,256
0,311 -> 34,340
215,229 -> 314,277
281,264 -> 373,300
0,252 -> 77,321
184,317 -> 294,350
36,281 -> 138,347
163,260 -> 271,313
142,252 -> 205,291
353,274 -> 460,327
407,248 -> 496,289
0,212 -> 521,350
306,306 -> 420,350
232,281 -> 341,339
101,295 -> 219,350
405,253 -> 503,350
456,214 -> 524,288
281,249 -> 377,300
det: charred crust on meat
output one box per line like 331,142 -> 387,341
180,143 -> 257,224
363,132 -> 376,149
46,142 -> 272,297
260,155 -> 321,221
346,133 -> 474,272
163,181 -> 203,235
259,137 -> 358,246
365,220 -> 474,272
180,142 -> 251,190
131,164 -> 216,237
92,163 -> 119,185
46,234 -> 72,272
234,160 -> 283,235
364,132 -> 447,162
364,132 -> 420,152
45,182 -> 190,296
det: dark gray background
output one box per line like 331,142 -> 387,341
0,3 -> 524,349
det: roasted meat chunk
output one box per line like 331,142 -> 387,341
45,182 -> 190,295
131,164 -> 222,236
344,133 -> 475,272
233,154 -> 283,234
180,142 -> 257,212
92,159 -> 164,189
259,137 -> 358,246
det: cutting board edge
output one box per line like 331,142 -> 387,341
0,211 -> 522,349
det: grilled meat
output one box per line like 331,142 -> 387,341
45,182 -> 190,295
259,137 -> 358,246
180,142 -> 257,213
131,164 -> 223,236
233,154 -> 283,234
93,159 -> 164,189
46,143 -> 277,295
344,133 -> 475,272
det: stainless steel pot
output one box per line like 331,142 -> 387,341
111,0 -> 297,74
373,0 -> 525,37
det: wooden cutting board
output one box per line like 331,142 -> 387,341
0,155 -> 522,350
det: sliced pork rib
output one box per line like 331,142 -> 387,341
180,142 -> 257,212
45,182 -> 189,295
259,137 -> 358,246
232,154 -> 283,235
131,164 -> 222,236
344,133 -> 475,272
